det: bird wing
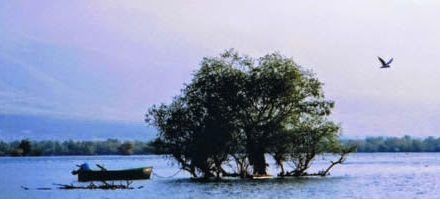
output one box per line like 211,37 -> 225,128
386,58 -> 393,65
378,57 -> 386,65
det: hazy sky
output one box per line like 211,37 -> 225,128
1,0 -> 440,137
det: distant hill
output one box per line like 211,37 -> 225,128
0,114 -> 157,141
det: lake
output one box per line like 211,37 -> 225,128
1,153 -> 439,198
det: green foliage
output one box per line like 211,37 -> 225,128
118,141 -> 134,155
18,139 -> 32,156
344,135 -> 440,152
0,139 -> 157,156
0,141 -> 8,156
146,49 -> 350,178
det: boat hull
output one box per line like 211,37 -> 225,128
78,167 -> 152,182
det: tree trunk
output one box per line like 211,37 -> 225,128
251,147 -> 267,175
279,162 -> 285,176
247,129 -> 267,176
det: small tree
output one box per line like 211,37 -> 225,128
0,141 -> 9,156
18,139 -> 32,156
118,141 -> 134,155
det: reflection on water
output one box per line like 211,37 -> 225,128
1,153 -> 439,199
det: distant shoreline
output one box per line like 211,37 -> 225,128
0,139 -> 161,157
1,135 -> 440,157
1,152 -> 439,158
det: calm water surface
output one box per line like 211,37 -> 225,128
1,153 -> 439,199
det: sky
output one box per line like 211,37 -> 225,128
1,0 -> 440,137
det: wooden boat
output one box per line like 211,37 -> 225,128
76,167 -> 153,182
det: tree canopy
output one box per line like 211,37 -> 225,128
146,50 -> 354,179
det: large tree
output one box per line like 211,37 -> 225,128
146,50 -> 352,179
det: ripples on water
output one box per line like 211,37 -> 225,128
1,153 -> 439,199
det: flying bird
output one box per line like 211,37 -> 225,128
378,57 -> 393,68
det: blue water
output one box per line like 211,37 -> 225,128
1,153 -> 439,198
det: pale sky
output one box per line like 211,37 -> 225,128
1,0 -> 440,137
